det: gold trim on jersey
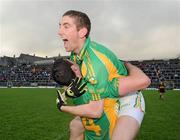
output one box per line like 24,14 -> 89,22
91,48 -> 120,81
86,52 -> 97,84
81,118 -> 101,136
81,61 -> 87,77
103,98 -> 119,138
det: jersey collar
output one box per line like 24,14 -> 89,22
77,37 -> 90,61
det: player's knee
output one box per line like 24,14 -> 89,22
69,119 -> 84,134
69,119 -> 84,140
69,119 -> 77,132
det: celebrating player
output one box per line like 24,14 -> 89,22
55,10 -> 151,140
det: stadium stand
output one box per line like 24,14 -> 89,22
0,54 -> 68,87
0,54 -> 179,89
130,58 -> 180,89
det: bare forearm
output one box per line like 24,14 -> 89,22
119,62 -> 151,96
126,63 -> 151,86
61,100 -> 104,118
61,104 -> 94,118
125,63 -> 146,77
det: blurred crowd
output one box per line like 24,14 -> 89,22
0,63 -> 55,87
0,57 -> 179,89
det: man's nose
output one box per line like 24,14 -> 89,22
58,27 -> 63,37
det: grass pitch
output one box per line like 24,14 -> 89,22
0,88 -> 179,140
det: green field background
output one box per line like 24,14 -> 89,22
0,88 -> 179,140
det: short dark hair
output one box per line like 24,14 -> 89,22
52,58 -> 75,86
63,10 -> 91,38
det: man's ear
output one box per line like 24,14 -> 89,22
79,27 -> 88,38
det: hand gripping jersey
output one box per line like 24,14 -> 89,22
70,37 -> 128,140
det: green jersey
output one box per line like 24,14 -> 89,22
70,37 -> 128,105
69,37 -> 128,140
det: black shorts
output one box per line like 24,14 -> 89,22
159,88 -> 165,93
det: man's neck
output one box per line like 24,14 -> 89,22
74,38 -> 86,55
